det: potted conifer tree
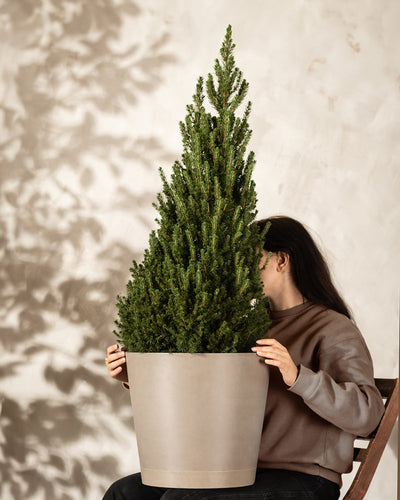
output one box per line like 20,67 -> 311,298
114,26 -> 271,489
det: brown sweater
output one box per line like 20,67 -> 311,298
257,302 -> 384,486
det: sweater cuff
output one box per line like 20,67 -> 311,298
288,364 -> 319,399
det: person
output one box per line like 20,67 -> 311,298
103,215 -> 384,500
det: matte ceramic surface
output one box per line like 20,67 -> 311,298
126,352 -> 269,488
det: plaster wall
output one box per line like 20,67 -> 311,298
0,1 -> 398,499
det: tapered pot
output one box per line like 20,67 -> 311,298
126,352 -> 269,489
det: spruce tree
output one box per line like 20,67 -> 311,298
115,26 -> 270,353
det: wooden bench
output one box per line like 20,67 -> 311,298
343,378 -> 399,499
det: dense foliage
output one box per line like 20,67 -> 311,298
115,26 -> 270,352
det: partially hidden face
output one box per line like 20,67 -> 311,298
259,250 -> 280,298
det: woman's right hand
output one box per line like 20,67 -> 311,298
106,344 -> 128,383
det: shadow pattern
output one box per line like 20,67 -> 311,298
0,1 -> 177,498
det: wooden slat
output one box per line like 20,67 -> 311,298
353,447 -> 367,462
343,378 -> 399,500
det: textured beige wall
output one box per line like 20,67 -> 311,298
0,1 -> 398,499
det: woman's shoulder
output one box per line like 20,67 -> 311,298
271,302 -> 356,339
307,302 -> 354,325
308,303 -> 367,352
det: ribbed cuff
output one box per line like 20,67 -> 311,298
288,364 -> 318,399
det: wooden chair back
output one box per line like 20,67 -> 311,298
343,378 -> 399,499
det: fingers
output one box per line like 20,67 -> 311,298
106,344 -> 127,379
252,338 -> 287,357
107,349 -> 126,363
252,348 -> 288,367
255,338 -> 285,350
107,343 -> 126,355
108,353 -> 126,371
108,355 -> 128,382
252,338 -> 298,386
253,347 -> 286,360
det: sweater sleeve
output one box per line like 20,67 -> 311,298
289,332 -> 385,437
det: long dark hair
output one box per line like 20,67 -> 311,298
255,216 -> 352,319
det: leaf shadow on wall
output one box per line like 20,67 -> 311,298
0,1 -> 177,498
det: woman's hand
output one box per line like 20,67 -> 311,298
106,344 -> 128,383
252,338 -> 298,387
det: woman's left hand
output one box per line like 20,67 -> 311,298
252,338 -> 298,387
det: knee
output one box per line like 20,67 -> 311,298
161,490 -> 208,500
103,473 -> 143,499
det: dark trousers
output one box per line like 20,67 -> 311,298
102,468 -> 340,499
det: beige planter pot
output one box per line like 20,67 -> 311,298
126,352 -> 269,489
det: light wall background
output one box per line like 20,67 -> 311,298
0,1 -> 398,499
